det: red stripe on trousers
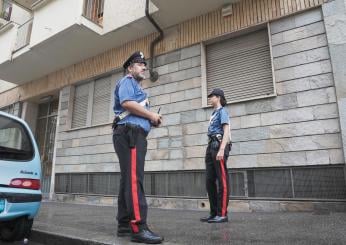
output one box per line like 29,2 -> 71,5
131,147 -> 141,232
220,158 -> 227,216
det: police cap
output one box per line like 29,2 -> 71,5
123,51 -> 147,70
208,88 -> 225,99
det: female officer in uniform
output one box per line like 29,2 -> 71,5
200,88 -> 231,223
112,51 -> 163,244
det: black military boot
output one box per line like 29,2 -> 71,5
200,215 -> 216,222
131,226 -> 164,244
208,216 -> 228,223
117,223 -> 131,237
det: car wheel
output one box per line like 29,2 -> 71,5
0,217 -> 33,242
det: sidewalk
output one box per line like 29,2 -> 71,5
30,201 -> 346,245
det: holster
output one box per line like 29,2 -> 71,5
112,122 -> 139,148
210,140 -> 220,151
126,124 -> 139,148
208,134 -> 232,152
208,134 -> 221,151
112,116 -> 120,130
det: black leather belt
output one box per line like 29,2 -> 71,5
114,123 -> 148,137
208,134 -> 223,143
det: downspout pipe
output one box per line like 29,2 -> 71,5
145,0 -> 163,82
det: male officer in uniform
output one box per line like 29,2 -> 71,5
112,51 -> 163,244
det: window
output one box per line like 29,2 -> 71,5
247,169 -> 293,198
0,103 -> 21,116
0,114 -> 34,161
72,82 -> 90,128
1,0 -> 12,21
56,166 -> 346,200
92,76 -> 112,125
71,72 -> 121,128
203,28 -> 275,106
36,100 -> 58,177
0,104 -> 14,114
83,0 -> 104,25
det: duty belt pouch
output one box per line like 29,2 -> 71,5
126,124 -> 139,148
112,117 -> 119,130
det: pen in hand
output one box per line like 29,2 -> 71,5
156,107 -> 162,126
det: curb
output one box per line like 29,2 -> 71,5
29,230 -> 110,245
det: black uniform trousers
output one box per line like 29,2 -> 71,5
113,124 -> 148,233
205,140 -> 230,217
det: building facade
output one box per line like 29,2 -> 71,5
0,0 -> 346,211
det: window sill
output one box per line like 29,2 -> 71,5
66,121 -> 112,132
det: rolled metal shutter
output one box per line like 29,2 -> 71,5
92,76 -> 111,125
72,82 -> 90,128
206,29 -> 274,102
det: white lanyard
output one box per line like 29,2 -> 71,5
117,98 -> 148,121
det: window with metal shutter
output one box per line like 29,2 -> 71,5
0,104 -> 15,114
72,82 -> 90,128
206,29 -> 274,103
92,76 -> 111,125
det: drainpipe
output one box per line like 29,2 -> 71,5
145,0 -> 163,82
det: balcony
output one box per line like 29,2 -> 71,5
150,0 -> 240,28
0,0 -> 162,85
13,17 -> 32,51
0,0 -> 242,85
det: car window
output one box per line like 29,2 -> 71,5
0,115 -> 34,161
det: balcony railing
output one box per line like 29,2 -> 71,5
83,0 -> 104,26
13,18 -> 33,52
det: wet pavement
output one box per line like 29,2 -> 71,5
25,201 -> 346,244
7,241 -> 43,245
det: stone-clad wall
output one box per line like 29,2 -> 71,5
225,7 -> 344,169
54,8 -> 344,174
54,45 -> 202,173
322,0 -> 346,165
55,87 -> 116,173
264,8 -> 344,168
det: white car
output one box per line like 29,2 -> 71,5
0,111 -> 42,242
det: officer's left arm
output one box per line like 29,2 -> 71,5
216,108 -> 230,160
216,124 -> 230,160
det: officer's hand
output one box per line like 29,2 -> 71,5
153,116 -> 162,127
152,116 -> 162,127
216,149 -> 224,161
150,112 -> 162,127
